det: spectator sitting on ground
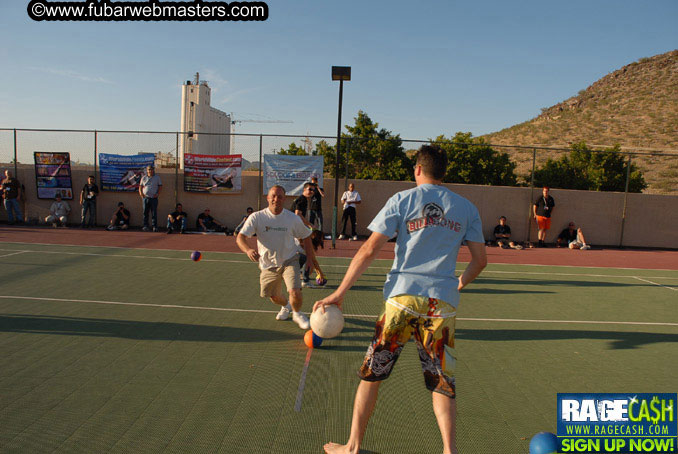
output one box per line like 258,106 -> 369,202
45,194 -> 70,227
197,208 -> 228,233
107,202 -> 130,230
492,216 -> 523,249
167,203 -> 187,234
556,221 -> 591,250
234,206 -> 254,235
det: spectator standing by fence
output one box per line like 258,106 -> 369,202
79,175 -> 99,228
2,170 -> 23,224
309,176 -> 324,232
533,186 -> 555,247
339,183 -> 361,241
139,165 -> 162,232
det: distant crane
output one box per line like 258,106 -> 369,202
230,113 -> 293,129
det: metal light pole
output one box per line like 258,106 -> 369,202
331,66 -> 351,249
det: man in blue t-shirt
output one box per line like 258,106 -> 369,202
314,145 -> 487,454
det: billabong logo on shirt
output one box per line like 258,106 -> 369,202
265,226 -> 288,232
407,203 -> 461,233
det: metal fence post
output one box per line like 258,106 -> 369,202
344,138 -> 350,191
93,131 -> 98,181
13,129 -> 18,175
258,135 -> 263,211
619,154 -> 632,247
527,147 -> 537,243
175,132 -> 179,205
94,131 -> 98,225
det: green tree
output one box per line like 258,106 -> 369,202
314,140 -> 338,177
534,142 -> 646,192
342,111 -> 412,181
431,133 -> 518,186
312,111 -> 413,180
277,142 -> 308,156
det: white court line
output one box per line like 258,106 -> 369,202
1,295 -> 677,328
2,248 -> 678,280
633,276 -> 678,292
2,240 -> 678,272
0,251 -> 26,258
294,348 -> 313,412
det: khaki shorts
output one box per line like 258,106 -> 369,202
260,258 -> 301,298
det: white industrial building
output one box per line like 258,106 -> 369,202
179,73 -> 232,166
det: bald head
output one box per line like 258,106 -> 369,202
267,185 -> 286,214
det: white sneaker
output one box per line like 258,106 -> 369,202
338,234 -> 346,240
276,304 -> 291,321
142,226 -> 150,232
581,244 -> 591,250
301,281 -> 309,288
292,311 -> 310,330
352,235 -> 359,241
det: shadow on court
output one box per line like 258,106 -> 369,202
456,328 -> 678,349
0,314 -> 299,343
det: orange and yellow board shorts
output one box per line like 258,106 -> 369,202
358,294 -> 457,398
536,215 -> 551,230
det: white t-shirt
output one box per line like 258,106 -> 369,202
240,208 -> 312,270
341,190 -> 361,209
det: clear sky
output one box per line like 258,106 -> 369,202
1,0 -> 676,140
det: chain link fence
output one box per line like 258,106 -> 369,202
1,128 -> 676,194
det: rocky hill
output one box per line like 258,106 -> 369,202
484,50 -> 678,193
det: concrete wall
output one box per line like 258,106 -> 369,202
3,164 -> 677,249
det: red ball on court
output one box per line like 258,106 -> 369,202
303,330 -> 323,348
190,251 -> 202,262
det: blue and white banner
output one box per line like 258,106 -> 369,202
99,153 -> 156,192
557,393 -> 677,453
263,155 -> 323,196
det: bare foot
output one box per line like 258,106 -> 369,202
323,442 -> 358,454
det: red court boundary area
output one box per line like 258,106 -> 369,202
1,225 -> 677,270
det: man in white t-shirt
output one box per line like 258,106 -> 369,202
237,185 -> 316,329
314,145 -> 487,454
339,183 -> 361,240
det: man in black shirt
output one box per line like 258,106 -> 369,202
167,203 -> 188,234
197,208 -> 227,233
556,221 -> 591,250
493,216 -> 523,249
107,202 -> 130,230
533,186 -> 555,247
80,175 -> 100,228
309,176 -> 324,232
1,169 -> 23,224
291,183 -> 314,228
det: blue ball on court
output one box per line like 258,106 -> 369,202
190,251 -> 202,262
304,330 -> 323,348
529,432 -> 558,454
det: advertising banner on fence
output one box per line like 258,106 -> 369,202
99,153 -> 156,192
263,155 -> 323,196
34,152 -> 73,199
184,154 -> 242,193
557,393 -> 677,453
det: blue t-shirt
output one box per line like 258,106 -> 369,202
368,184 -> 484,307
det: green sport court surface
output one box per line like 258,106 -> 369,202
0,242 -> 676,454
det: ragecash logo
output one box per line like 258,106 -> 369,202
557,393 -> 677,453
